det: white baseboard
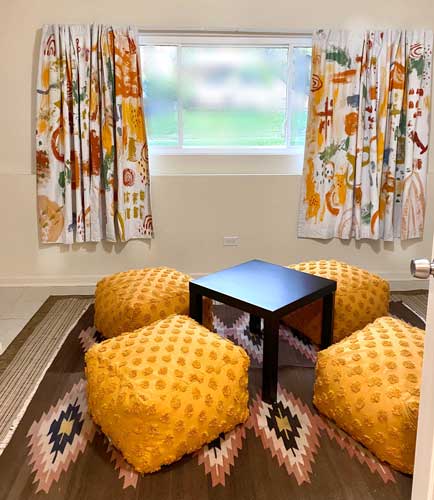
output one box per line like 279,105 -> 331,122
379,272 -> 429,291
388,279 -> 429,291
0,275 -> 104,287
0,271 -> 428,291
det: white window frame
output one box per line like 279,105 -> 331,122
139,32 -> 312,167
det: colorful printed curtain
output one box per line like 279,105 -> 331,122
36,25 -> 153,243
298,29 -> 433,241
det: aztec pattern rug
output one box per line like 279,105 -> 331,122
0,294 -> 425,500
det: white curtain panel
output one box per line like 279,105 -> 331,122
298,29 -> 433,241
36,24 -> 153,243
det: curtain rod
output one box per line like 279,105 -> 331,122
137,28 -> 313,38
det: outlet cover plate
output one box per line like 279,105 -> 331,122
223,236 -> 240,246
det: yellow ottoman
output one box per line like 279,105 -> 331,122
85,314 -> 250,473
94,267 -> 213,338
283,260 -> 390,344
313,316 -> 424,474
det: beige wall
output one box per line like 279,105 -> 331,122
1,0 -> 434,287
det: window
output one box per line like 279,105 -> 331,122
139,34 -> 312,156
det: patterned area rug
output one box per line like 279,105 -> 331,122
0,294 -> 424,500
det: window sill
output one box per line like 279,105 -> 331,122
148,151 -> 304,176
149,146 -> 304,156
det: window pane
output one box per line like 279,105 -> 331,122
290,47 -> 311,147
181,46 -> 288,147
140,45 -> 178,146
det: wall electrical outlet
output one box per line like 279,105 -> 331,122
223,236 -> 240,246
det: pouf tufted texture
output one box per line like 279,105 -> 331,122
94,267 -> 213,338
283,260 -> 390,344
85,314 -> 250,473
313,316 -> 424,474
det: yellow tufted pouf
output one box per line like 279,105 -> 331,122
85,314 -> 250,473
283,260 -> 390,344
94,267 -> 213,338
313,316 -> 424,474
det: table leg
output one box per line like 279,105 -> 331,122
321,292 -> 335,349
189,285 -> 203,324
262,316 -> 279,404
249,314 -> 262,334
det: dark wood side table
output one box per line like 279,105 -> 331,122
189,259 -> 337,403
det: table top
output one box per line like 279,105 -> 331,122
190,259 -> 337,316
